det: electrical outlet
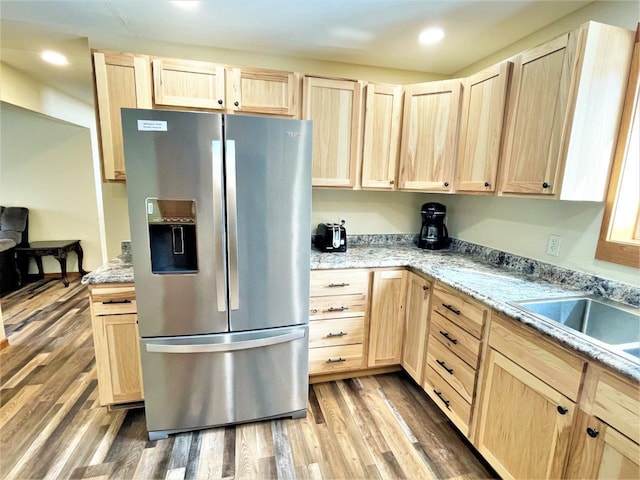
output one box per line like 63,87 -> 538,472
547,234 -> 562,257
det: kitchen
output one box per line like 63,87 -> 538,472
1,1 -> 639,479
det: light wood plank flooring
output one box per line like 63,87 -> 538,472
0,279 -> 496,479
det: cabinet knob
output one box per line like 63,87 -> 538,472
234,101 -> 239,107
422,285 -> 429,291
586,427 -> 599,438
444,182 -> 450,187
484,181 -> 490,187
218,99 -> 223,105
557,405 -> 568,415
542,182 -> 551,189
389,180 -> 394,185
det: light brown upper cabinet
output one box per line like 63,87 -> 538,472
398,79 -> 462,192
499,22 -> 634,200
153,58 -> 300,116
153,58 -> 226,109
361,83 -> 403,190
455,62 -> 512,193
93,51 -> 152,181
227,67 -> 299,117
303,76 -> 363,188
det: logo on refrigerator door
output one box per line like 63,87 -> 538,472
285,131 -> 301,137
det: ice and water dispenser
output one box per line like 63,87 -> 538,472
146,199 -> 198,274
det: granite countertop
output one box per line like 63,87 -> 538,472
82,238 -> 640,381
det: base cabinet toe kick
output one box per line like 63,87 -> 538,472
89,271 -> 639,479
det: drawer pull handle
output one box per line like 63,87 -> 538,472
102,299 -> 132,304
442,304 -> 461,315
326,331 -> 347,338
586,427 -> 599,438
433,389 -> 451,410
327,306 -> 348,312
439,330 -> 458,344
436,359 -> 454,375
328,282 -> 350,288
326,357 -> 346,364
557,405 -> 568,415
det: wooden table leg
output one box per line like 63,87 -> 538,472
34,256 -> 44,280
53,248 -> 69,287
75,241 -> 87,276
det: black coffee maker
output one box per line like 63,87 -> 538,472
418,202 -> 450,250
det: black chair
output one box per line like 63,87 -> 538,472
0,207 -> 29,295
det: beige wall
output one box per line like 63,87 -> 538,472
312,190 -> 429,234
454,1 -> 639,77
102,183 -> 130,259
0,102 -> 103,272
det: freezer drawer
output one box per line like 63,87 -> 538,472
140,325 -> 309,440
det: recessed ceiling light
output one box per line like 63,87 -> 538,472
41,50 -> 68,66
419,27 -> 445,45
172,0 -> 199,9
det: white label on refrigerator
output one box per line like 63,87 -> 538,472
137,120 -> 167,131
147,202 -> 154,214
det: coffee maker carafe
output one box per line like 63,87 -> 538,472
418,202 -> 450,250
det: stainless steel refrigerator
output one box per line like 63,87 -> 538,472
121,108 -> 312,441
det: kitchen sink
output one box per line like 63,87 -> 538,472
510,295 -> 640,362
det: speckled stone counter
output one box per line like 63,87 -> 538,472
83,237 -> 640,381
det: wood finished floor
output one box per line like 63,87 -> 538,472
0,279 -> 496,480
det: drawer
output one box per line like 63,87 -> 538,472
90,285 -> 137,316
309,344 -> 364,375
310,269 -> 370,297
490,313 -> 586,401
430,312 -> 481,369
589,366 -> 640,444
423,365 -> 471,436
432,284 -> 486,338
309,295 -> 367,320
309,317 -> 364,348
426,337 -> 477,403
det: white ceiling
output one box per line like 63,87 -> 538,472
0,0 -> 599,105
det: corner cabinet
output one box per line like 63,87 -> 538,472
398,79 -> 462,192
367,270 -> 407,367
475,313 -> 586,479
498,22 -> 634,200
303,76 -> 363,188
93,51 -> 152,181
361,83 -> 403,190
455,61 -> 512,193
401,272 -> 431,382
89,284 -> 144,406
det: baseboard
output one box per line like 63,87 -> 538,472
309,365 -> 402,384
0,337 -> 9,351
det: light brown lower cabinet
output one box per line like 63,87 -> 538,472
401,272 -> 431,382
565,409 -> 640,479
476,348 -> 576,479
89,284 -> 144,406
367,269 -> 407,367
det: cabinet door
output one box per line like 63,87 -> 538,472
303,76 -> 363,187
368,270 -> 406,367
566,410 -> 640,479
228,67 -> 299,116
103,314 -> 143,404
152,58 -> 226,109
93,51 -> 152,181
456,61 -> 512,193
499,32 -> 577,195
402,272 -> 431,382
398,79 -> 461,192
361,83 -> 403,189
476,349 -> 575,479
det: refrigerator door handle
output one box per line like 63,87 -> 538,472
226,139 -> 240,311
145,330 -> 305,354
212,140 -> 227,312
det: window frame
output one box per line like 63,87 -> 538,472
595,28 -> 640,269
